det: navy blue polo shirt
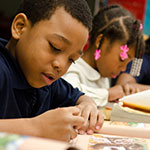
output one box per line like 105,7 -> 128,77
0,38 -> 84,119
125,54 -> 150,85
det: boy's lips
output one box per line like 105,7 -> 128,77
41,72 -> 56,85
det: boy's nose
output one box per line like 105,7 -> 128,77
52,59 -> 67,73
52,60 -> 61,72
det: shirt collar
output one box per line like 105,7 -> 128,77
0,38 -> 32,89
75,58 -> 101,81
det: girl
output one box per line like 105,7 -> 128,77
115,36 -> 150,95
63,4 -> 145,106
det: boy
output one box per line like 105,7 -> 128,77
0,0 -> 103,142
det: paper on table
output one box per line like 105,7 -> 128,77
72,133 -> 150,150
119,90 -> 150,112
100,121 -> 150,138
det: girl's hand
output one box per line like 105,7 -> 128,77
75,95 -> 104,135
108,85 -> 125,102
122,83 -> 140,95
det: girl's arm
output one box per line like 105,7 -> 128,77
116,73 -> 150,95
116,73 -> 136,85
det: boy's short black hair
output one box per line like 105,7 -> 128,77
17,0 -> 92,31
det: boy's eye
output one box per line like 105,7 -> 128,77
49,42 -> 61,52
69,58 -> 75,64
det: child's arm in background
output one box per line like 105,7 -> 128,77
116,73 -> 137,85
0,107 -> 84,142
75,95 -> 104,135
116,73 -> 150,95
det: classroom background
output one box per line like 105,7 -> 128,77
0,0 -> 150,39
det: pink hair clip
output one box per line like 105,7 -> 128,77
94,49 -> 101,60
139,23 -> 143,30
120,44 -> 129,60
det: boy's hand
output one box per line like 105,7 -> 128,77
108,85 -> 125,102
31,107 -> 84,142
75,95 -> 104,135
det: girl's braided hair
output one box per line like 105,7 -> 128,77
90,4 -> 145,58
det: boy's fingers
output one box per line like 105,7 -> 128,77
80,109 -> 91,131
64,129 -> 77,142
70,128 -> 78,140
86,111 -> 97,135
95,112 -> 104,131
88,111 -> 97,130
76,109 -> 90,133
67,107 -> 81,115
86,111 -> 104,135
71,115 -> 84,127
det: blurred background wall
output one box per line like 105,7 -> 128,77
0,0 -> 150,40
0,0 -> 20,40
86,0 -> 150,36
144,0 -> 150,35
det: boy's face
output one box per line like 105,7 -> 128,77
10,7 -> 88,88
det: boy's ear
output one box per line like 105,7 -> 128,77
95,34 -> 103,48
11,13 -> 30,40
